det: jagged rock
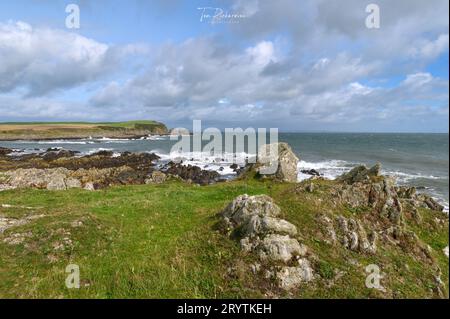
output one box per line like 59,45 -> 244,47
422,196 -> 445,212
42,150 -> 77,161
338,166 -> 443,216
377,177 -> 403,223
337,163 -> 381,184
335,216 -> 377,254
0,147 -> 13,156
1,150 -> 159,171
83,182 -> 95,191
319,215 -> 337,245
396,186 -> 417,199
164,163 -> 222,185
336,165 -> 403,224
220,194 -> 314,290
242,215 -> 298,238
258,234 -> 307,263
65,178 -> 82,189
256,143 -> 299,182
222,194 -> 281,226
5,168 -> 71,189
47,177 -> 67,190
145,171 -> 167,184
276,259 -> 314,290
301,169 -> 321,177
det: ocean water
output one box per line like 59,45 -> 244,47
1,133 -> 448,210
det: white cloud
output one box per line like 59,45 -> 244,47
0,21 -> 115,96
0,0 -> 448,132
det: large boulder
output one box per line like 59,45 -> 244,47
220,194 -> 314,291
256,143 -> 299,182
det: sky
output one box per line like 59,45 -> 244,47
0,0 -> 448,132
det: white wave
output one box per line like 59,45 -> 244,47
36,140 -> 95,145
147,135 -> 170,141
151,150 -> 255,176
384,170 -> 446,183
297,159 -> 353,181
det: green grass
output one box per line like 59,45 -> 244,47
0,178 -> 448,299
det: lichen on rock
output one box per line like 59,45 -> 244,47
220,194 -> 314,291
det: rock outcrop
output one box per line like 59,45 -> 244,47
0,150 -> 226,190
145,171 -> 167,184
319,215 -> 377,254
335,164 -> 403,224
255,143 -> 299,182
163,162 -> 223,185
221,194 -> 314,290
0,147 -> 13,156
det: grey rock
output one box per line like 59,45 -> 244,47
258,234 -> 307,263
276,259 -> 314,290
145,171 -> 167,184
47,177 -> 67,190
222,194 -> 281,226
65,178 -> 82,189
83,182 -> 95,191
256,143 -> 299,182
337,163 -> 381,184
242,215 -> 298,238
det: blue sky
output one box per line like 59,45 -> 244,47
0,0 -> 448,132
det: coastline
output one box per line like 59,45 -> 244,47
1,132 -> 448,210
0,142 -> 448,299
0,133 -> 170,142
0,120 -> 169,141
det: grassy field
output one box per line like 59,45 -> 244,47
0,120 -> 168,140
0,177 -> 447,299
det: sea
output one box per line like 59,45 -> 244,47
1,133 -> 448,211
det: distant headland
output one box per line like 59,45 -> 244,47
0,120 -> 168,141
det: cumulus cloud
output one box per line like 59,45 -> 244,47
0,0 -> 448,131
0,21 -> 119,96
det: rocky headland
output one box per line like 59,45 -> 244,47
0,120 -> 168,141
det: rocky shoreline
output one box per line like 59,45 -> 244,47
0,144 -> 447,212
0,142 -> 448,297
214,146 -> 447,293
0,146 -> 230,190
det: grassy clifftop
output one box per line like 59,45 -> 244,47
0,176 -> 447,298
0,120 -> 168,140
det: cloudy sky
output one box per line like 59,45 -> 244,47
0,0 -> 448,132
